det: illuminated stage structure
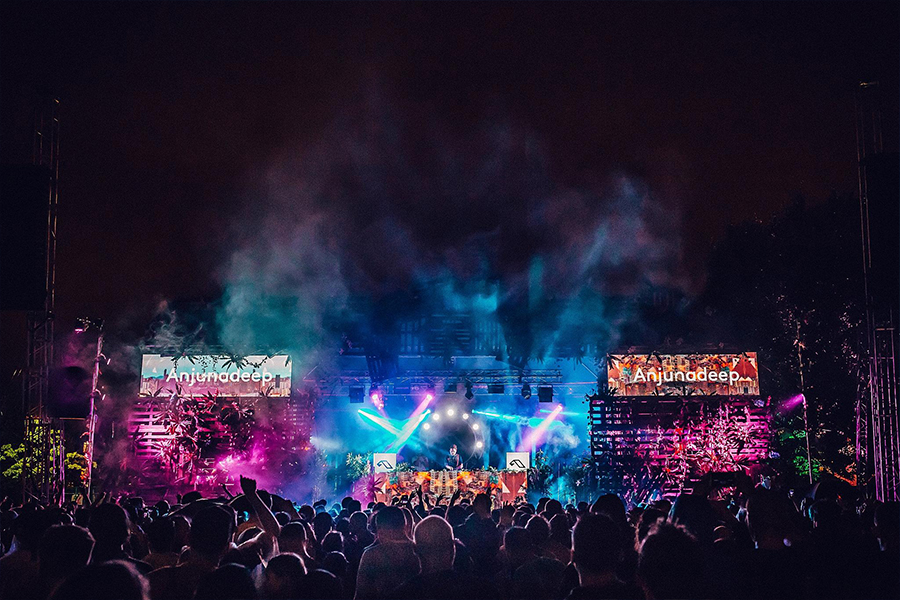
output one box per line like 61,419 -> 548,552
593,353 -> 770,502
127,353 -> 309,493
121,311 -> 773,504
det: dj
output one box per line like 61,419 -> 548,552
444,444 -> 462,470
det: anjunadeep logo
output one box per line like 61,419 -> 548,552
165,369 -> 275,386
630,367 -> 741,385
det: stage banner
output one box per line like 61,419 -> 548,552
607,352 -> 760,396
373,453 -> 398,473
505,451 -> 531,471
139,354 -> 291,398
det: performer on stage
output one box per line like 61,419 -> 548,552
445,444 -> 462,470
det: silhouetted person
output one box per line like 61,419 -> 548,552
193,563 -> 256,600
39,525 -> 95,600
143,517 -> 179,570
637,522 -> 704,600
147,505 -> 235,600
566,512 -> 640,600
51,560 -> 149,600
88,504 -> 151,574
260,553 -> 306,599
354,506 -> 419,600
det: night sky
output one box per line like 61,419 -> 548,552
2,1 -> 898,334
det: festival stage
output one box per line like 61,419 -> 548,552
122,350 -> 771,504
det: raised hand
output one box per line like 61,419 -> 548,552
240,475 -> 257,496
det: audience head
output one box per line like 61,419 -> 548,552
278,522 -> 309,555
299,569 -> 343,600
190,505 -> 235,559
50,560 -> 149,600
472,493 -> 491,518
635,508 -> 665,547
260,553 -> 306,599
504,526 -> 537,570
590,494 -> 627,527
549,514 -> 571,547
194,563 -> 256,600
321,551 -> 349,578
13,509 -> 56,553
638,522 -> 705,600
511,556 -> 566,600
525,514 -> 551,547
39,525 -> 95,581
668,494 -> 718,547
746,488 -> 795,548
313,511 -> 333,542
322,531 -> 343,554
572,512 -> 621,579
414,516 -> 456,572
374,506 -> 407,541
88,503 -> 130,550
146,516 -> 175,554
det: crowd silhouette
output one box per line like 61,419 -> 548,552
1,475 -> 897,600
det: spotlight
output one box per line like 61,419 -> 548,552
446,408 -> 456,417
487,383 -> 505,394
462,413 -> 470,420
444,381 -> 458,393
464,381 -> 474,400
349,386 -> 364,404
538,386 -> 554,403
425,393 -> 434,402
433,413 -> 441,421
423,423 -> 431,430
475,441 -> 484,449
370,389 -> 381,402
521,383 -> 532,399
472,423 -> 480,430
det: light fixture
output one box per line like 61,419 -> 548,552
472,423 -> 480,431
349,386 -> 364,404
433,413 -> 441,421
446,408 -> 456,417
475,441 -> 484,449
462,413 -> 470,420
423,423 -> 431,430
464,381 -> 474,400
487,383 -> 505,394
538,386 -> 554,403
444,381 -> 458,393
521,383 -> 532,399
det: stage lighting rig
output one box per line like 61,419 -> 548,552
538,386 -> 554,403
521,383 -> 532,399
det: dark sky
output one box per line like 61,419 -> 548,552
2,1 -> 898,334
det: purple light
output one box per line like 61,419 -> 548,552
518,404 -> 564,451
779,393 -> 805,413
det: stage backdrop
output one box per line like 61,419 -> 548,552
139,354 -> 292,397
607,353 -> 759,396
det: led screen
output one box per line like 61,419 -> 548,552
606,353 -> 759,396
140,354 -> 291,397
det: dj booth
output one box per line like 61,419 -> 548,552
372,469 -> 528,504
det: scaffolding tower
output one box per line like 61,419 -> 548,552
23,92 -> 63,503
855,81 -> 900,501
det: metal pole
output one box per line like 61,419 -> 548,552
797,322 -> 813,484
84,328 -> 104,499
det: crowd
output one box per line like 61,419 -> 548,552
0,474 -> 897,600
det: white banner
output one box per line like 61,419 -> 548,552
505,451 -> 530,471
